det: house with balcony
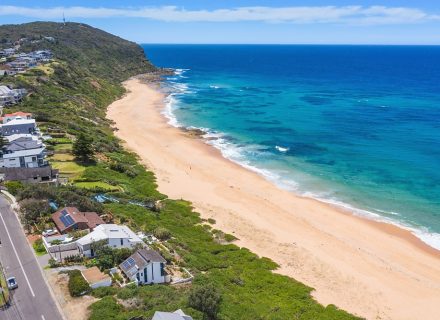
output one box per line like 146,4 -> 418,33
52,207 -> 104,234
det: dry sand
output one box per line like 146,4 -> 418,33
107,79 -> 440,320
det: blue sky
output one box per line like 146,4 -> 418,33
0,1 -> 439,44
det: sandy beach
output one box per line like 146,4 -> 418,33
107,78 -> 440,320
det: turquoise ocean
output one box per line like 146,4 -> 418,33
142,44 -> 440,249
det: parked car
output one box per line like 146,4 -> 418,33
42,229 -> 57,237
7,277 -> 18,290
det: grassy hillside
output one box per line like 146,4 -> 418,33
0,21 -> 155,81
0,22 -> 362,320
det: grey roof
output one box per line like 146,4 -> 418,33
119,248 -> 166,276
0,166 -> 58,181
6,137 -> 41,152
152,310 -> 193,320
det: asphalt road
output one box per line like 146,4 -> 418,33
0,195 -> 63,320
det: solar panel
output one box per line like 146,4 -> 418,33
60,214 -> 75,227
122,257 -> 135,269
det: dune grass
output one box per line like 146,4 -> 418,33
51,161 -> 86,179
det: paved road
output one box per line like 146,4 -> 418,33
0,196 -> 63,320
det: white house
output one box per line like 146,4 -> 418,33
0,86 -> 27,106
0,146 -> 46,168
76,224 -> 144,257
119,248 -> 169,285
0,117 -> 36,135
152,310 -> 193,320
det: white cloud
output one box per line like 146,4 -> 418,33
0,5 -> 439,25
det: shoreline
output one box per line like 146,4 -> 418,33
107,78 -> 440,320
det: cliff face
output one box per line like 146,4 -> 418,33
0,21 -> 156,82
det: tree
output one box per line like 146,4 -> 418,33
188,283 -> 222,320
19,199 -> 50,231
73,133 -> 94,163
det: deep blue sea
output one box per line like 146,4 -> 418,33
141,44 -> 440,249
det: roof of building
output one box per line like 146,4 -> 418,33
1,147 -> 44,158
1,118 -> 35,126
52,207 -> 104,234
4,111 -> 32,118
0,166 -> 58,181
0,85 -> 12,95
152,310 -> 193,320
81,267 -> 111,284
5,134 -> 38,142
76,224 -> 142,246
119,248 -> 166,277
6,137 -> 42,152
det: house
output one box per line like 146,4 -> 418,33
2,112 -> 33,123
52,207 -> 104,234
81,267 -> 112,289
0,86 -> 27,106
76,224 -> 144,257
0,117 -> 36,135
0,146 -> 46,168
119,248 -> 168,285
0,166 -> 59,184
0,65 -> 16,76
0,48 -> 15,57
152,310 -> 193,320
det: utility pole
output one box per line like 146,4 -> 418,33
63,12 -> 66,26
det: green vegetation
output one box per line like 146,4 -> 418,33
68,270 -> 90,297
33,238 -> 47,256
73,133 -> 94,163
73,181 -> 121,192
4,180 -> 24,196
0,22 -> 361,319
0,270 -> 9,307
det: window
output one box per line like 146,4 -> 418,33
32,156 -> 37,161
120,239 -> 123,246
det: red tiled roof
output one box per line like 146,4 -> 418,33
4,111 -> 32,117
52,207 -> 104,234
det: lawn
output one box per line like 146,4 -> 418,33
74,181 -> 122,192
0,271 -> 9,307
53,143 -> 73,152
33,238 -> 47,256
50,153 -> 75,161
51,161 -> 86,179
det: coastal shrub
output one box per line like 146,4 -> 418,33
91,286 -> 117,298
188,283 -> 222,320
4,180 -> 24,195
68,270 -> 90,297
153,227 -> 171,240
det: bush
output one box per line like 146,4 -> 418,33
188,283 -> 222,320
33,238 -> 46,256
91,286 -> 117,298
153,227 -> 171,241
48,257 -> 60,268
4,181 -> 24,195
68,270 -> 90,297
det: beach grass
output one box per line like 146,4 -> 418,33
50,153 -> 75,161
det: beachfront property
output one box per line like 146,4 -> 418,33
8,56 -> 37,72
119,248 -> 169,285
0,65 -> 16,76
0,112 -> 50,169
152,310 -> 193,320
0,85 -> 27,106
0,166 -> 59,184
52,207 -> 104,234
0,116 -> 36,135
76,224 -> 144,257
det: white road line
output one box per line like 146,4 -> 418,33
41,315 -> 46,320
0,211 -> 35,297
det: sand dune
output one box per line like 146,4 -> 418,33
107,79 -> 440,320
